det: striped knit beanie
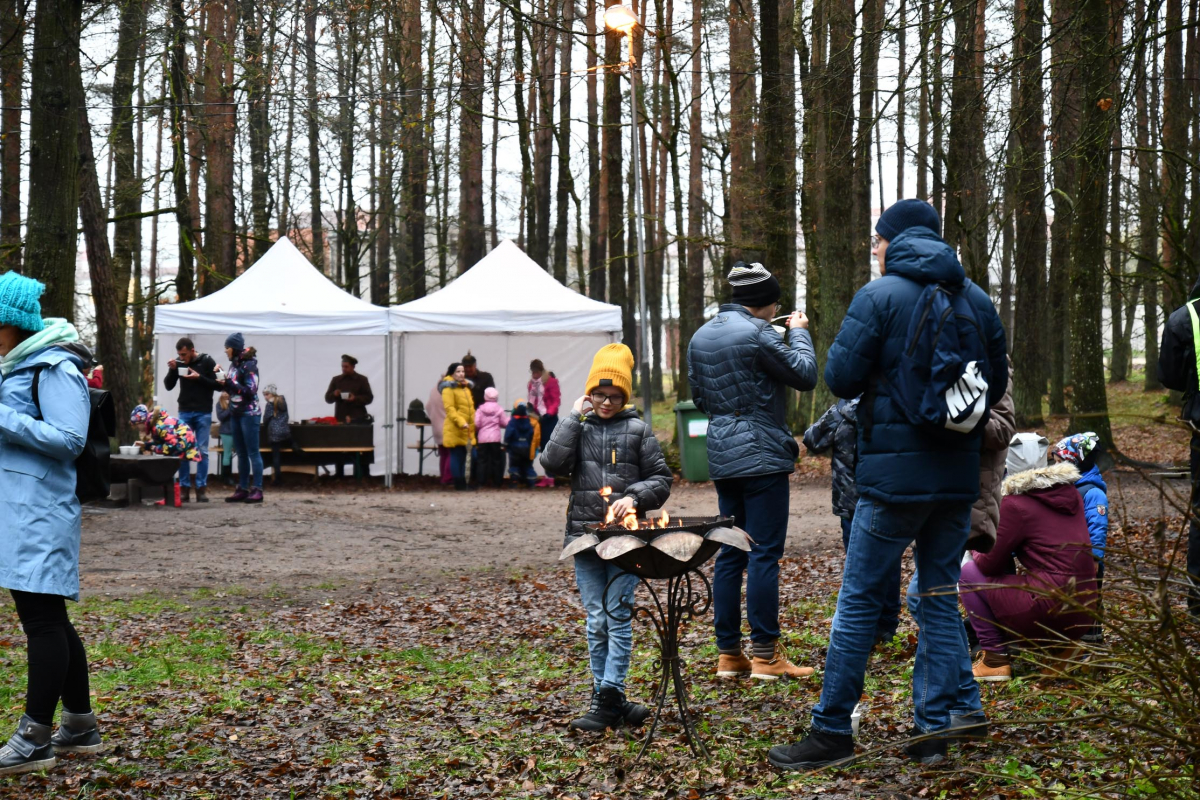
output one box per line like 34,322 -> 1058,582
727,262 -> 781,308
0,271 -> 45,333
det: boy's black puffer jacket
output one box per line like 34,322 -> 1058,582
540,407 -> 673,546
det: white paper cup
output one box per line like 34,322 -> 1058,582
340,391 -> 351,399
178,366 -> 191,377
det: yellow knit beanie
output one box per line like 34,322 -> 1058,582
586,343 -> 635,406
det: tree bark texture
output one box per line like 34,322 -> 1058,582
109,0 -> 143,337
458,0 -> 487,274
728,0 -> 757,264
603,5 -> 630,344
201,0 -> 236,293
241,0 -> 271,265
0,0 -> 24,269
945,0 -> 989,287
852,0 -> 880,287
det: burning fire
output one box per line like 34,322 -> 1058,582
599,487 -> 672,530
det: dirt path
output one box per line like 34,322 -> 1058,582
79,479 -> 844,597
79,469 -> 1183,598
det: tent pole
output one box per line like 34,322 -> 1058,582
384,334 -> 392,489
398,333 -> 405,478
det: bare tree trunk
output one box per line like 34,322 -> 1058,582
532,0 -> 557,269
306,2 -> 325,272
75,68 -> 135,439
1047,0 -> 1081,412
109,0 -> 143,340
603,4 -> 630,343
0,0 -> 24,269
931,7 -> 945,216
201,0 -> 237,292
1108,1 -> 1129,383
895,0 -> 906,199
1012,0 -> 1048,426
679,0 -> 704,400
169,0 -> 195,300
552,0 -> 574,283
1137,0 -> 1161,390
799,0 -> 825,346
1067,0 -> 1115,442
241,0 -> 270,264
514,10 -> 536,259
587,0 -> 605,298
1160,0 -> 1187,308
490,22 -> 505,252
778,0 -> 797,310
373,27 -> 393,305
25,0 -> 81,320
279,16 -> 299,238
945,0 -> 989,286
852,0 -> 880,286
759,0 -> 796,304
458,0 -> 487,273
915,0 -> 928,200
728,0 -> 758,264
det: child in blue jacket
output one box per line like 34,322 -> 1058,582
1053,432 -> 1108,641
505,402 -> 538,487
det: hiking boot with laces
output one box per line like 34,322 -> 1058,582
751,643 -> 815,680
568,688 -> 624,732
225,488 -> 249,503
50,710 -> 103,755
195,486 -> 209,503
972,650 -> 1012,682
768,730 -> 855,771
245,488 -> 264,504
0,715 -> 56,776
617,694 -> 650,727
903,735 -> 948,765
716,652 -> 752,679
180,486 -> 191,503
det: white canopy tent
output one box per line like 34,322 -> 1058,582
153,237 -> 396,479
389,239 -> 621,475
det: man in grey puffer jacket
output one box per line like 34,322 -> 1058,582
687,262 -> 819,680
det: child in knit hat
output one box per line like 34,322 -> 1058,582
504,400 -> 539,487
540,343 -> 673,732
474,386 -> 509,488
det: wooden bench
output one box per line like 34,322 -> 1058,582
211,445 -> 375,480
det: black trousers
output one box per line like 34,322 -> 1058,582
476,443 -> 504,487
1189,432 -> 1200,615
10,590 -> 92,725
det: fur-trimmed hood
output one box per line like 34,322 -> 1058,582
1002,461 -> 1080,496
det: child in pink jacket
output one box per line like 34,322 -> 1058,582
474,387 -> 509,488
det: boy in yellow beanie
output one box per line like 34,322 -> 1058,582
540,343 -> 673,732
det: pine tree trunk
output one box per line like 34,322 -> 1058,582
397,0 -> 427,300
679,0 -> 704,400
603,5 -> 630,343
306,2 -> 325,272
373,27 -> 393,305
915,0 -> 929,200
532,1 -> 556,269
109,0 -> 143,339
853,0 -> 880,286
75,68 -> 135,440
728,0 -> 757,264
931,9 -> 945,216
25,0 -> 81,321
1160,0 -> 1187,309
587,0 -> 605,299
945,0 -> 989,285
759,0 -> 792,301
799,0 -> 825,341
458,0 -> 487,273
1012,0 -> 1048,426
779,0 -> 797,310
1108,3 -> 1128,384
514,12 -> 536,257
168,0 -> 195,300
201,0 -> 237,292
895,0 -> 906,198
490,22 -> 504,252
241,0 -> 270,264
0,0 -> 24,269
1067,0 -> 1115,442
552,0 -> 574,283
1136,0 -> 1161,390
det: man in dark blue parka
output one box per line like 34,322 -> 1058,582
769,200 -> 1008,770
688,262 -> 819,680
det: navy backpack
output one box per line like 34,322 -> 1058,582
891,278 -> 992,436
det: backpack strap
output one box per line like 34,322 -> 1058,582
31,365 -> 45,421
1186,300 -> 1200,391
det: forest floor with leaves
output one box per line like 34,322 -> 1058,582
0,465 -> 1194,798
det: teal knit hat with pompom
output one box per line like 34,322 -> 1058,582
0,271 -> 45,333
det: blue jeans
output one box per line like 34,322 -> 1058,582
713,472 -> 790,650
812,497 -> 975,735
177,411 -> 211,487
449,445 -> 467,489
231,414 -> 264,489
574,550 -> 638,691
842,515 -> 901,642
906,569 -> 983,718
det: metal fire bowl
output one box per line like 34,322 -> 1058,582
584,516 -> 736,580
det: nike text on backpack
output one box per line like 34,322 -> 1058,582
892,279 -> 993,435
32,367 -> 117,502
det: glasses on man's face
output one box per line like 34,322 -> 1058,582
870,234 -> 880,250
590,392 -> 624,407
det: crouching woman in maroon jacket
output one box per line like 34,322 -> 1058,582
959,461 -> 1098,682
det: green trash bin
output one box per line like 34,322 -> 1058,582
674,401 -> 710,482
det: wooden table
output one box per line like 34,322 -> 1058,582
212,445 -> 375,480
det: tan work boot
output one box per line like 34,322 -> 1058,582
972,650 -> 1012,682
716,652 -> 752,679
751,643 -> 815,680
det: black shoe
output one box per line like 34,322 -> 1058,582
568,688 -> 624,732
195,487 -> 209,503
767,731 -> 856,771
180,486 -> 191,503
903,734 -> 949,765
617,695 -> 651,727
945,712 -> 989,742
50,710 -> 103,755
0,715 -> 56,776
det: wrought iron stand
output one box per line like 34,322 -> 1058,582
605,568 -> 713,760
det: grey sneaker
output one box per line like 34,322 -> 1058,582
0,715 -> 56,776
51,710 -> 103,755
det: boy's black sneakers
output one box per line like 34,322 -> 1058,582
768,731 -> 856,771
51,710 -> 104,754
0,715 -> 56,776
569,687 -> 646,732
903,735 -> 949,765
617,695 -> 650,727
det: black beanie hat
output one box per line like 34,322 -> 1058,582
875,198 -> 942,241
727,262 -> 781,308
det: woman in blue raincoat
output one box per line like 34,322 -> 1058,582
0,272 -> 104,775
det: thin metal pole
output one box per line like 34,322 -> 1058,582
628,31 -> 652,423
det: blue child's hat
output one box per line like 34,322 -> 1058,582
0,271 -> 45,333
875,199 -> 942,241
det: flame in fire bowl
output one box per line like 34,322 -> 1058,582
561,516 -> 753,580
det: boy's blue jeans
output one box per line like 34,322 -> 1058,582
813,497 -> 978,735
574,550 -> 638,692
712,472 -> 790,650
177,411 -> 211,487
